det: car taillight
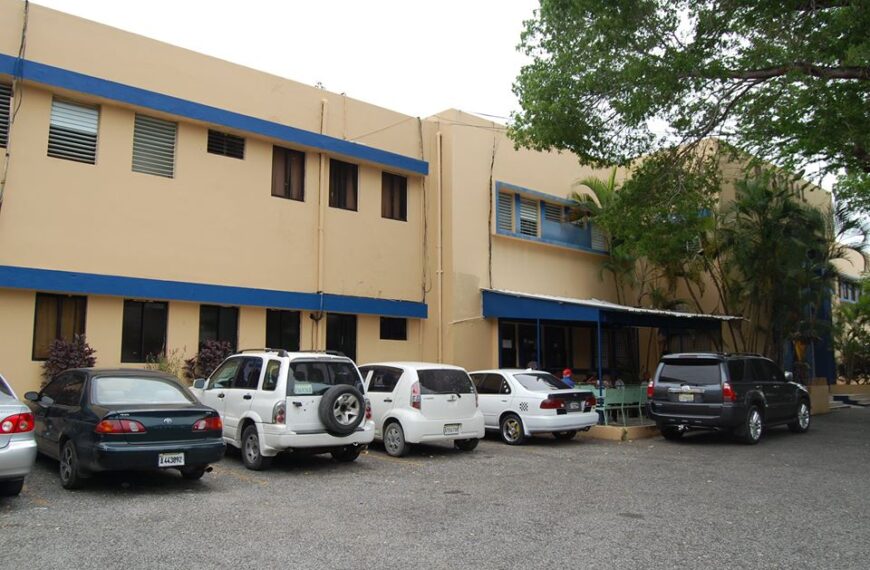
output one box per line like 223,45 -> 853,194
193,416 -> 223,431
272,401 -> 286,425
540,398 -> 565,410
410,381 -> 421,410
365,398 -> 372,420
95,419 -> 147,434
1,412 -> 34,434
585,394 -> 597,410
722,382 -> 737,402
647,380 -> 654,399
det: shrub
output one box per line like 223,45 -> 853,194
183,340 -> 233,381
145,348 -> 186,381
41,334 -> 96,385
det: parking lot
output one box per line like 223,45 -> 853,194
2,409 -> 868,569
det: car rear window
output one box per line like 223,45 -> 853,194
417,369 -> 475,394
93,376 -> 195,405
658,360 -> 722,385
0,376 -> 12,397
288,360 -> 363,396
514,373 -> 569,391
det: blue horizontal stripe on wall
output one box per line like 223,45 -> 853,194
0,265 -> 427,319
0,54 -> 428,176
482,290 -> 601,322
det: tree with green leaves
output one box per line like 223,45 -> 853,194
511,0 -> 870,213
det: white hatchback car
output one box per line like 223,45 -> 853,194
190,350 -> 374,470
469,369 -> 598,444
358,362 -> 485,457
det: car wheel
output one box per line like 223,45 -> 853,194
180,465 -> 207,480
383,422 -> 409,457
59,440 -> 85,490
500,414 -> 526,445
660,426 -> 684,441
553,430 -> 578,441
453,438 -> 479,451
241,425 -> 273,471
0,479 -> 24,497
318,385 -> 366,437
331,445 -> 362,462
738,406 -> 764,445
788,400 -> 811,434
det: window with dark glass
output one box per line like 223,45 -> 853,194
379,317 -> 407,341
326,313 -> 357,361
121,300 -> 168,363
329,159 -> 358,211
199,305 -> 239,350
207,129 -> 245,159
381,172 -> 407,221
266,309 -> 300,351
0,82 -> 11,148
365,366 -> 402,393
32,293 -> 87,360
271,146 -> 305,201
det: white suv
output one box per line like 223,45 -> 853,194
190,350 -> 374,470
469,369 -> 598,444
358,362 -> 485,457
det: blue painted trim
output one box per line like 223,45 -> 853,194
0,265 -> 427,319
495,227 -> 609,255
0,54 -> 428,176
496,181 -> 573,206
482,290 -> 600,322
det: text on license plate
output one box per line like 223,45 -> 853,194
443,424 -> 461,436
158,452 -> 185,468
568,402 -> 581,411
678,393 -> 694,402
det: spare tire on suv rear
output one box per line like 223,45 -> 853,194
318,385 -> 366,436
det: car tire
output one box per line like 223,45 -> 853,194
454,438 -> 479,451
788,399 -> 811,434
383,422 -> 409,457
0,479 -> 24,497
660,426 -> 684,441
553,430 -> 578,441
500,414 -> 526,445
241,425 -> 273,471
737,405 -> 764,445
59,440 -> 85,490
331,445 -> 362,462
180,465 -> 207,480
318,385 -> 366,437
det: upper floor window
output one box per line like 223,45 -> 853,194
199,305 -> 239,351
207,129 -> 245,159
497,192 -> 514,233
329,159 -> 358,211
381,172 -> 407,221
840,279 -> 860,303
0,82 -> 10,148
518,197 -> 539,237
47,99 -> 99,164
33,293 -> 87,360
271,147 -> 305,201
132,114 -> 177,178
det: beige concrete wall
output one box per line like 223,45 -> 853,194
0,289 -> 43,393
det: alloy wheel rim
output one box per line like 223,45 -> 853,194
333,394 -> 360,425
385,426 -> 401,453
798,404 -> 810,429
60,446 -> 72,481
245,434 -> 259,463
503,419 -> 520,442
749,411 -> 762,440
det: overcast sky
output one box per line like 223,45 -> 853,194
33,0 -> 539,120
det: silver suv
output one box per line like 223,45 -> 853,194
190,349 -> 374,470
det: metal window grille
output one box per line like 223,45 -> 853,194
47,99 -> 99,164
591,222 -> 608,251
0,83 -> 11,147
519,197 -> 538,237
207,129 -> 245,159
496,192 -> 514,233
132,114 -> 177,178
544,202 -> 564,223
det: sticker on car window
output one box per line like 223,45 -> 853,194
294,382 -> 314,395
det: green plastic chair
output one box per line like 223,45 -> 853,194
622,386 -> 642,422
602,388 -> 625,425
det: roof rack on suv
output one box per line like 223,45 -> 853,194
238,348 -> 290,357
728,352 -> 763,357
296,350 -> 347,358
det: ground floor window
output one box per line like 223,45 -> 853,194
499,321 -> 538,369
121,300 -> 168,363
380,317 -> 407,341
199,305 -> 239,350
32,293 -> 87,360
327,313 -> 357,361
266,309 -> 300,351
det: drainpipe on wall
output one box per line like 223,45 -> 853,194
313,98 -> 329,350
436,131 -> 444,363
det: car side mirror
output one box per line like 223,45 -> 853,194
784,371 -> 794,383
24,391 -> 39,402
39,395 -> 54,407
193,378 -> 206,389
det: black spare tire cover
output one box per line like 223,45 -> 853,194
318,384 -> 365,437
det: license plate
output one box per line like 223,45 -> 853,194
443,424 -> 461,436
158,452 -> 185,468
568,401 -> 581,411
678,393 -> 694,403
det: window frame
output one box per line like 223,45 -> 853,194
199,305 -> 239,351
379,317 -> 408,341
0,82 -> 11,148
32,293 -> 88,361
329,159 -> 359,211
132,113 -> 177,178
381,172 -> 407,221
121,299 -> 169,363
266,309 -> 301,352
207,129 -> 245,159
271,146 -> 305,201
47,98 -> 100,164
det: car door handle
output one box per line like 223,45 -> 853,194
217,393 -> 225,399
500,399 -> 508,403
243,394 -> 252,400
384,398 -> 393,403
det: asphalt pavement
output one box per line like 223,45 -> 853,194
2,409 -> 869,569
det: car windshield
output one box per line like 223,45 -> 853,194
287,360 -> 363,396
92,376 -> 195,405
417,369 -> 475,394
658,360 -> 722,385
514,372 -> 570,391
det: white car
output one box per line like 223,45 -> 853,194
358,362 -> 485,457
190,350 -> 374,470
469,369 -> 598,444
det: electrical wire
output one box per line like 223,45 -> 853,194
0,0 -> 29,213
